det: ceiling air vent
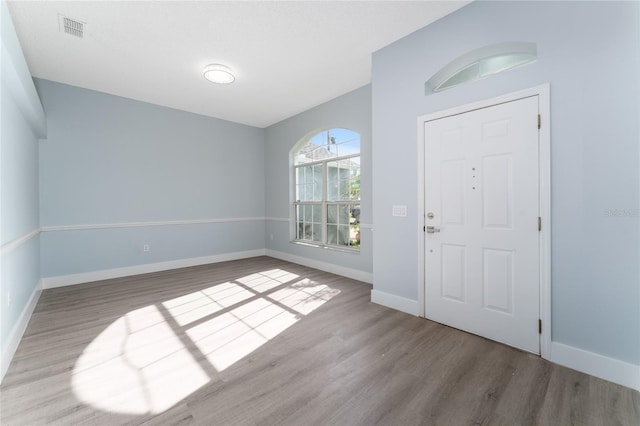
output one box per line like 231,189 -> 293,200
59,15 -> 85,38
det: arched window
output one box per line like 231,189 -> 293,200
292,128 -> 360,249
425,42 -> 537,94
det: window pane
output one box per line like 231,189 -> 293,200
350,224 -> 360,247
331,128 -> 359,145
338,225 -> 349,246
304,223 -> 312,240
300,166 -> 307,185
350,204 -> 361,224
307,166 -> 313,184
294,152 -> 309,165
337,139 -> 360,158
327,163 -> 338,201
309,131 -> 327,149
339,205 -> 349,225
340,179 -> 349,201
312,146 -> 330,161
327,204 -> 337,224
296,184 -> 304,202
350,205 -> 360,248
327,225 -> 337,245
312,205 -> 322,223
306,184 -> 315,201
339,166 -> 350,180
304,204 -> 312,222
295,167 -> 303,201
297,221 -> 303,240
313,164 -> 323,201
350,161 -> 361,201
313,224 -> 322,242
339,163 -> 351,201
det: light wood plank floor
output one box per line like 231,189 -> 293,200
1,256 -> 638,425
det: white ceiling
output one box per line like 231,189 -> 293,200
8,1 -> 469,128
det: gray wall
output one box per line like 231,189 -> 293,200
372,1 -> 639,365
0,2 -> 44,357
0,89 -> 41,355
264,85 -> 372,276
37,79 -> 266,278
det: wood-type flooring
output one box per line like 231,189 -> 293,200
1,256 -> 638,425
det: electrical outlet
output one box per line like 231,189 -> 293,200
143,244 -> 150,252
7,292 -> 11,307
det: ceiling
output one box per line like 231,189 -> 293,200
8,1 -> 469,128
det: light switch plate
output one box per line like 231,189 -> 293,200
392,205 -> 407,217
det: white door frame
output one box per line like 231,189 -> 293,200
417,84 -> 551,359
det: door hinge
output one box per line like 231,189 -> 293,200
538,217 -> 542,231
538,319 -> 542,334
423,226 -> 426,232
537,114 -> 541,129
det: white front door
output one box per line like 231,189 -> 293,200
424,96 -> 540,354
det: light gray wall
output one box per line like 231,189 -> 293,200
372,1 -> 639,364
264,85 -> 372,276
0,2 -> 44,356
0,91 -> 41,355
36,79 -> 266,278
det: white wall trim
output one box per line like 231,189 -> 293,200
266,216 -> 373,230
41,217 -> 265,233
538,84 -> 552,360
1,279 -> 42,383
0,228 -> 40,256
1,217 -> 268,253
416,84 -> 552,359
41,249 -> 266,289
265,249 -> 373,284
549,341 -> 640,391
370,289 -> 420,316
265,217 -> 289,222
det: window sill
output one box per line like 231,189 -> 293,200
290,240 -> 360,254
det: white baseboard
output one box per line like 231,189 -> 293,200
1,279 -> 42,383
22,251 -> 640,393
548,341 -> 639,391
265,249 -> 373,284
41,249 -> 267,289
367,291 -> 638,390
370,289 -> 420,316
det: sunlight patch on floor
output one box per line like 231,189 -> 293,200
71,268 -> 339,415
236,269 -> 300,292
71,305 -> 209,415
162,282 -> 254,326
269,279 -> 341,315
186,299 -> 298,371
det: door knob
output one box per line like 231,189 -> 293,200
426,226 -> 441,234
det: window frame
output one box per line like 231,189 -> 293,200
291,131 -> 361,252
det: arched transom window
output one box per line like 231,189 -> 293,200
292,128 -> 360,249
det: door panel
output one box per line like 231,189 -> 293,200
482,154 -> 512,229
482,248 -> 513,314
441,244 -> 466,302
424,96 -> 540,354
441,160 -> 465,225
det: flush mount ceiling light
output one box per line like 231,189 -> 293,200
425,42 -> 537,94
203,64 -> 235,84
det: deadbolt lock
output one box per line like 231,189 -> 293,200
427,212 -> 435,219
